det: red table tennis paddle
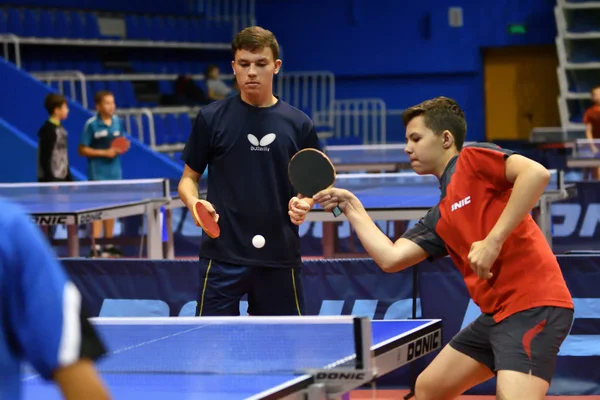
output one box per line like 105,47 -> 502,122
111,136 -> 130,153
288,148 -> 342,217
191,201 -> 220,238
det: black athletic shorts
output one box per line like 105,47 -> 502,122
449,306 -> 574,383
195,257 -> 304,316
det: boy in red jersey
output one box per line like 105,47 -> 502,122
307,97 -> 574,399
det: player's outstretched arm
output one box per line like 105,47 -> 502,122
486,154 -> 551,245
314,188 -> 429,272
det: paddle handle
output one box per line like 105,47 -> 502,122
332,206 -> 342,217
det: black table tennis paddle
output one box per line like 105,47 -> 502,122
288,148 -> 342,217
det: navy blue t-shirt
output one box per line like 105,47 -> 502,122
181,95 -> 322,268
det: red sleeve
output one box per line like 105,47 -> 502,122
460,144 -> 517,192
584,108 -> 591,124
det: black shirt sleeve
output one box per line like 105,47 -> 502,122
181,111 -> 211,175
301,121 -> 322,151
401,205 -> 448,260
38,124 -> 57,182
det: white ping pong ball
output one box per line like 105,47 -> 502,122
252,235 -> 265,249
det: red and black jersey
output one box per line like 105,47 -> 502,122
403,143 -> 573,322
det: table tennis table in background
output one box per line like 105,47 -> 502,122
567,138 -> 600,169
305,169 -> 577,257
325,142 -> 475,173
23,316 -> 443,400
0,179 -> 184,259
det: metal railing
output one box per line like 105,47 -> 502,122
318,98 -> 388,144
273,71 -> 336,128
24,68 -> 399,147
0,34 -> 22,68
30,70 -> 89,109
115,108 -> 156,148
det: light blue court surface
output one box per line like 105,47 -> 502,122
22,317 -> 442,400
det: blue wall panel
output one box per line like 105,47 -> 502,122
256,0 -> 557,142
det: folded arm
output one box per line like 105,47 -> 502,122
487,154 -> 551,246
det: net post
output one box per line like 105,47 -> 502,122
163,178 -> 171,198
353,316 -> 373,371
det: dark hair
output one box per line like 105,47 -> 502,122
402,96 -> 467,151
204,64 -> 219,78
231,26 -> 279,60
44,93 -> 67,115
94,90 -> 113,105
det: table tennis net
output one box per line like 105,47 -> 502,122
0,179 -> 168,202
80,317 -> 365,375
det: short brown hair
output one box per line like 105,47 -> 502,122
94,90 -> 113,105
402,96 -> 467,151
231,26 -> 279,60
44,93 -> 66,115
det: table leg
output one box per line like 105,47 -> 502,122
66,224 -> 79,257
146,206 -> 164,259
322,222 -> 336,258
535,197 -> 553,247
165,208 -> 175,260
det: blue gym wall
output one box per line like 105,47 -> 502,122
0,59 -> 184,181
256,0 -> 557,143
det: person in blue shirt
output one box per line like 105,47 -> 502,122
0,198 -> 110,400
79,90 -> 128,258
178,26 -> 321,316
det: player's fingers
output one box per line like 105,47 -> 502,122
296,200 -> 311,211
313,189 -> 334,201
292,203 -> 310,213
288,210 -> 303,220
288,212 -> 303,225
289,196 -> 299,209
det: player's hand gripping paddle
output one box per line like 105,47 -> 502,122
191,201 -> 220,238
111,136 -> 130,153
288,149 -> 342,217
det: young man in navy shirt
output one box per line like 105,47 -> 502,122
0,198 -> 109,399
178,26 -> 320,316
309,97 -> 574,399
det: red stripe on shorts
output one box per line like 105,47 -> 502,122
522,319 -> 547,359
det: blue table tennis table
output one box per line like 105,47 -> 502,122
304,170 -> 577,257
22,316 -> 443,400
0,179 -> 191,259
566,138 -> 600,169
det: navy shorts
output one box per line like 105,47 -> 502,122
195,257 -> 304,316
449,306 -> 574,383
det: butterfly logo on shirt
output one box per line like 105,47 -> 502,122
248,133 -> 276,152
